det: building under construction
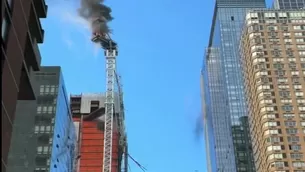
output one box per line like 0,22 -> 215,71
70,93 -> 127,172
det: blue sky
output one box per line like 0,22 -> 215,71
39,0 -> 271,171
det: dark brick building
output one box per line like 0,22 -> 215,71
1,0 -> 47,171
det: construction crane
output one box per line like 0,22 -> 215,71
91,19 -> 119,172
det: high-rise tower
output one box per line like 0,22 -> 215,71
240,9 -> 305,172
202,0 -> 266,171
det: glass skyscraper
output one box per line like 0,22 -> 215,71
273,0 -> 305,9
202,0 -> 266,171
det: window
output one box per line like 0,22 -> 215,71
299,107 -> 305,111
301,122 -> 305,127
40,85 -> 44,92
286,128 -> 298,134
283,113 -> 294,119
292,77 -> 299,82
266,137 -> 281,143
294,25 -> 301,30
268,153 -> 284,160
34,126 -> 39,134
287,136 -> 299,142
296,39 -> 305,43
284,38 -> 292,43
281,99 -> 292,103
37,146 -> 42,154
275,70 -> 285,75
264,129 -> 279,135
291,153 -> 303,159
268,26 -> 277,30
292,162 -> 305,168
277,78 -> 288,83
300,51 -> 305,56
45,126 -> 51,133
260,99 -> 273,104
47,106 -> 53,114
282,105 -> 293,111
285,121 -> 296,127
278,12 -> 287,17
273,58 -> 284,62
273,63 -> 284,69
270,161 -> 285,167
42,106 -> 47,113
296,92 -> 304,96
43,146 -> 48,154
264,121 -> 279,127
294,84 -> 302,89
298,45 -> 305,49
291,71 -> 299,75
267,145 -> 281,151
289,145 -> 301,151
278,85 -> 289,89
50,86 -> 55,94
45,85 -> 50,94
261,107 -> 275,112
37,106 -> 42,114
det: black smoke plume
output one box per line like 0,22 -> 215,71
78,0 -> 114,34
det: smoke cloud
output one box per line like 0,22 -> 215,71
78,0 -> 114,34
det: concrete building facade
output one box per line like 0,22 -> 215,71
1,0 -> 47,170
6,67 -> 76,172
202,0 -> 265,171
240,9 -> 305,172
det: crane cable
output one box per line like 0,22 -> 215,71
128,154 -> 147,172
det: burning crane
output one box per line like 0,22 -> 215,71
74,1 -> 145,172
78,0 -> 117,48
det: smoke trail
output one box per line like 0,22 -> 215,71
194,113 -> 204,141
78,0 -> 114,34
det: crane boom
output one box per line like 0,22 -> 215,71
92,33 -> 118,172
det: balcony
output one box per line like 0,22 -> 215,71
29,2 -> 45,43
32,0 -> 48,18
24,34 -> 42,71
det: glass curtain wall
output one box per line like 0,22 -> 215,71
204,0 -> 266,171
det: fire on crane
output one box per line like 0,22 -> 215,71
76,1 -> 146,171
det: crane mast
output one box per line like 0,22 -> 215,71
92,33 -> 118,172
